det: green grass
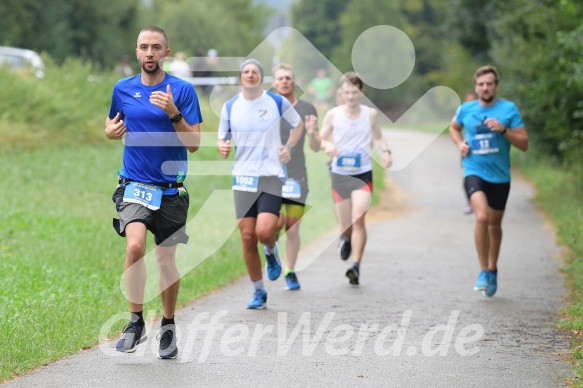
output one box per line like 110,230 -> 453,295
0,61 -> 388,380
513,150 -> 583,384
0,138 -> 386,381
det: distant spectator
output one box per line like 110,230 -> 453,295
115,55 -> 133,77
307,68 -> 335,111
169,51 -> 191,78
206,48 -> 218,74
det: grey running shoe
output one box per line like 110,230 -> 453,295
157,325 -> 178,359
116,321 -> 146,353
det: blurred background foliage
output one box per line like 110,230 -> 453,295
0,0 -> 581,164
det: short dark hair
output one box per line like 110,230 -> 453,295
138,26 -> 169,48
339,72 -> 364,90
474,65 -> 499,85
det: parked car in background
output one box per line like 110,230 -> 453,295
0,46 -> 45,78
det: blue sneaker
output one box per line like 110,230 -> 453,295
285,272 -> 300,290
246,289 -> 267,309
473,270 -> 489,291
264,243 -> 282,281
484,272 -> 497,297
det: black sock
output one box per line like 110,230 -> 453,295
161,315 -> 175,327
490,269 -> 498,275
131,311 -> 144,326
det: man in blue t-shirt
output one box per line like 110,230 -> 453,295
105,25 -> 202,359
449,65 -> 528,298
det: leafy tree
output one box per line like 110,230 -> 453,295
0,0 -> 139,68
141,0 -> 269,58
291,0 -> 349,63
444,0 -> 583,163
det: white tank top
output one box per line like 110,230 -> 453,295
330,105 -> 372,175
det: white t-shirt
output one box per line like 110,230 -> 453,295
169,60 -> 191,78
218,90 -> 301,177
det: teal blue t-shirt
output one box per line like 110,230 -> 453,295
455,99 -> 524,183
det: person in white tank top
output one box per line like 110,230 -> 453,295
318,72 -> 393,285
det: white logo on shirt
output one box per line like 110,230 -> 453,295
134,92 -> 141,98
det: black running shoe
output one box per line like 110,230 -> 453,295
157,325 -> 178,359
338,237 -> 351,261
116,321 -> 146,353
346,266 -> 359,285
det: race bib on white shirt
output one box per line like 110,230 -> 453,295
233,175 -> 259,192
336,153 -> 362,172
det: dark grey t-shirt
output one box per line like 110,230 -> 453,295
280,99 -> 318,180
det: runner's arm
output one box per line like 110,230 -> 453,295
105,113 -> 126,140
503,126 -> 528,152
484,118 -> 528,152
280,120 -> 303,163
370,108 -> 392,169
318,109 -> 334,151
305,115 -> 321,152
217,139 -> 231,159
174,121 -> 201,153
449,120 -> 470,157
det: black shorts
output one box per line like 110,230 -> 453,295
331,170 -> 373,202
112,186 -> 189,246
233,176 -> 283,219
464,175 -> 511,211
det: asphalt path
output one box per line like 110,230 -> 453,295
3,129 -> 572,387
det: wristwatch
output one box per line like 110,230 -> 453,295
170,112 -> 183,123
285,144 -> 293,151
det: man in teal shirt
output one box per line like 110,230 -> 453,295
449,65 -> 528,297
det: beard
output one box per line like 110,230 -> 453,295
480,94 -> 494,103
141,61 -> 161,74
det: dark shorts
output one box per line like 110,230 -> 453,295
112,185 -> 189,246
331,170 -> 373,203
464,175 -> 511,211
233,176 -> 283,219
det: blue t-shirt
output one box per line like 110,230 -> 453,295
454,99 -> 524,183
108,73 -> 202,194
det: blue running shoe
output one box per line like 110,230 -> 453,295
285,272 -> 300,290
247,289 -> 267,309
473,270 -> 488,291
264,243 -> 282,281
484,272 -> 497,297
